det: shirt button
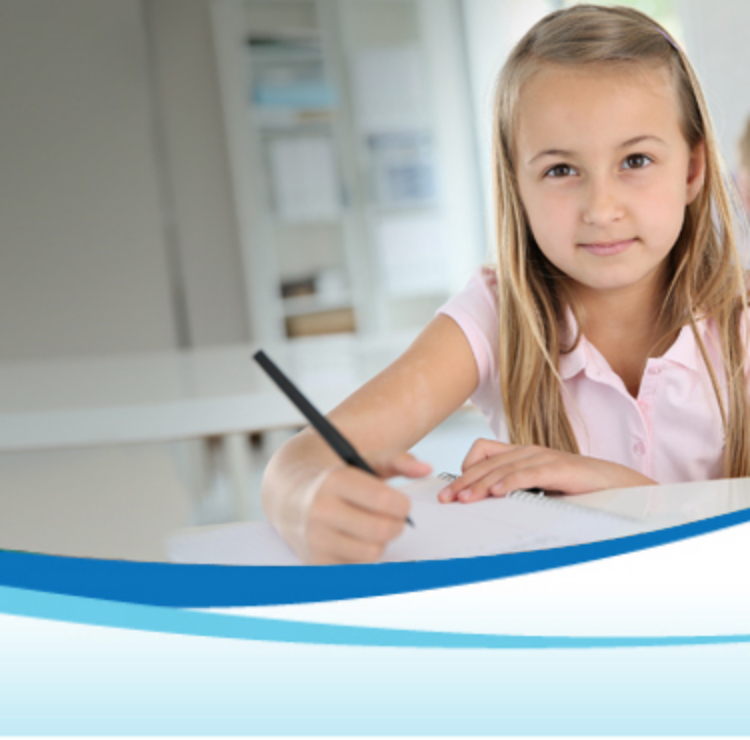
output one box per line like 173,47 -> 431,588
648,365 -> 662,375
633,440 -> 646,456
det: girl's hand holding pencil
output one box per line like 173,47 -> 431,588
438,439 -> 655,504
262,427 -> 432,565
303,451 -> 431,565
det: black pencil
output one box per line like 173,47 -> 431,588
253,350 -> 414,527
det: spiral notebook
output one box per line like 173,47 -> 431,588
383,474 -> 640,561
167,475 -> 643,565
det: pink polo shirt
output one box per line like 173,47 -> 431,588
438,267 -> 730,484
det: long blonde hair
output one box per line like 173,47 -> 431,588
493,4 -> 750,477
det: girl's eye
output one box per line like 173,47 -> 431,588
623,153 -> 653,170
544,163 -> 576,178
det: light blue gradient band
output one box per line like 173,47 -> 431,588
1,584 -> 748,648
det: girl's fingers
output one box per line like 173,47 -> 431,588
311,487 -> 407,545
326,466 -> 412,521
302,463 -> 422,564
437,486 -> 460,503
456,459 -> 539,502
305,467 -> 411,564
397,452 -> 433,479
439,447 -> 541,502
439,444 -> 659,508
487,465 -> 555,497
461,438 -> 514,471
372,450 -> 432,480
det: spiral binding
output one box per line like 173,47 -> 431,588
437,473 -> 546,500
507,488 -> 623,522
507,489 -> 548,503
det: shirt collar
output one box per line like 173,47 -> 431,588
660,319 -> 709,373
557,309 -> 708,380
558,308 -> 587,380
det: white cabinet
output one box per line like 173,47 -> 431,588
212,0 -> 484,342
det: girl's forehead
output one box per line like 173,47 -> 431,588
518,62 -> 676,116
514,62 -> 683,156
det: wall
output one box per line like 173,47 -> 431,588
461,0 -> 553,255
0,0 -> 248,361
149,0 -> 249,347
677,0 -> 750,173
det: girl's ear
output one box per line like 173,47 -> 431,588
686,140 -> 706,204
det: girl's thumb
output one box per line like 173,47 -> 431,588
383,451 -> 432,479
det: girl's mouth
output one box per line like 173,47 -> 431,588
578,238 -> 636,256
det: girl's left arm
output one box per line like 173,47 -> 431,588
438,439 -> 656,503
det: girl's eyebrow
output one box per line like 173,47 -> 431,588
527,135 -> 667,166
618,134 -> 667,149
527,148 -> 573,165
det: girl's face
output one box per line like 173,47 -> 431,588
515,63 -> 705,304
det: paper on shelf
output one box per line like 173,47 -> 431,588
377,214 -> 449,297
351,46 -> 428,133
268,135 -> 340,223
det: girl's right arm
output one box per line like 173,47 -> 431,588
260,314 -> 479,564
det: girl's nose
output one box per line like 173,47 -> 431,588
582,177 -> 624,225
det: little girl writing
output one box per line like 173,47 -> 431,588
261,4 -> 749,564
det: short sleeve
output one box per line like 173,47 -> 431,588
436,267 -> 506,439
436,266 -> 498,386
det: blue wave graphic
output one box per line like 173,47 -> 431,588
0,507 -> 748,608
1,584 -> 749,649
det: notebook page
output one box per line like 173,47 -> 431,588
167,522 -> 300,566
384,479 -> 639,561
166,477 -> 640,565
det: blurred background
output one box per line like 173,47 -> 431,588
0,0 -> 747,560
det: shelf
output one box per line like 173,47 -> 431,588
253,106 -> 334,130
285,307 -> 356,338
367,200 -> 440,214
282,292 -> 352,317
247,38 -> 323,59
220,0 -> 484,341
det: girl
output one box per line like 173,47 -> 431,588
261,4 -> 749,565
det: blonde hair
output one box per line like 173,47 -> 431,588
493,4 -> 750,477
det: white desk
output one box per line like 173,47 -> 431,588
168,476 -> 750,565
0,332 -> 418,519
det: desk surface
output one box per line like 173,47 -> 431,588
0,332 -> 417,450
167,476 -> 750,565
562,475 -> 750,530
